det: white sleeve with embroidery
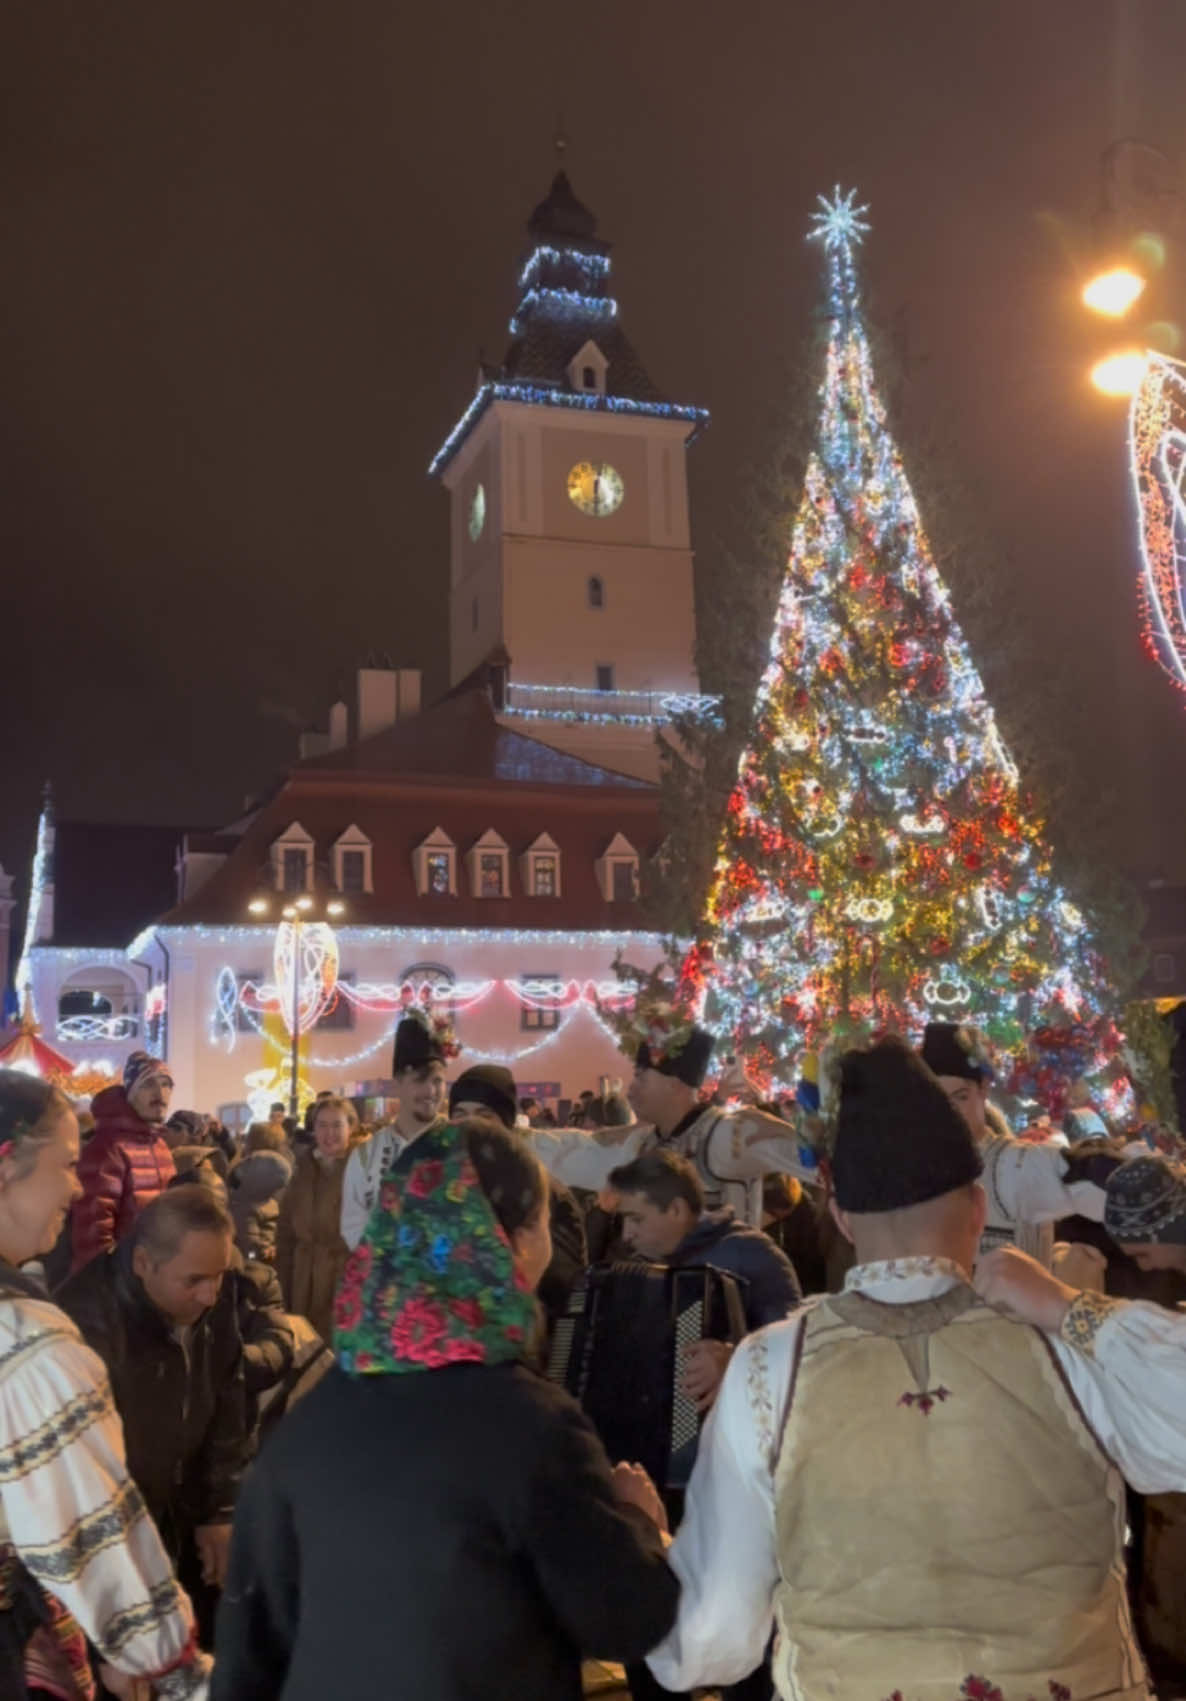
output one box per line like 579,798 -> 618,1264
983,1135 -> 1106,1225
526,1125 -> 647,1193
1053,1291 -> 1186,1493
0,1308 -> 200,1684
701,1108 -> 821,1186
339,1142 -> 371,1250
647,1317 -> 802,1692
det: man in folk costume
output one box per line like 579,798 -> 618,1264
340,1009 -> 454,1250
921,1020 -> 1116,1265
529,1023 -> 819,1229
648,1036 -> 1186,1701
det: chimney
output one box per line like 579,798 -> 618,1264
396,669 -> 422,719
327,700 -> 348,751
357,669 -> 398,743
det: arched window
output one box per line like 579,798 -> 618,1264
588,576 -> 604,610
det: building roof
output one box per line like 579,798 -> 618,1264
298,688 -> 652,788
50,821 -> 189,947
161,691 -> 662,930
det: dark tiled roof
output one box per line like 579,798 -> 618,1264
161,691 -> 660,929
502,321 -> 666,404
51,822 -> 190,947
300,689 -> 651,789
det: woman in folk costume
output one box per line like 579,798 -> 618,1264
213,1117 -> 676,1701
0,1071 -> 209,1701
340,1008 -> 454,1250
275,1095 -> 368,1342
648,1037 -> 1186,1701
920,1020 -> 1118,1265
530,1022 -> 820,1229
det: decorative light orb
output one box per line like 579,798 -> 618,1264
1082,267 -> 1146,318
1091,350 -> 1147,397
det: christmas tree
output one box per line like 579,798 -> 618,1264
697,190 -> 1116,1096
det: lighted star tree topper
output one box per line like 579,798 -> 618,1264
694,188 -> 1118,1094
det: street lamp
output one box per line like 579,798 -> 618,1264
1082,266 -> 1146,318
1089,349 -> 1148,398
248,892 -> 346,1116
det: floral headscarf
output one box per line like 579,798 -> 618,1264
334,1121 -> 538,1374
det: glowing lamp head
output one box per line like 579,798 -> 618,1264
1090,349 -> 1147,397
295,895 -> 314,913
247,898 -> 269,916
1082,266 -> 1146,318
326,900 -> 345,918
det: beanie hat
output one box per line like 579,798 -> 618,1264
124,1051 -> 174,1095
1105,1154 -> 1186,1245
636,1026 -> 715,1089
449,1065 -> 518,1131
832,1037 -> 984,1213
393,1010 -> 457,1076
166,1109 -> 206,1141
919,1023 -> 990,1084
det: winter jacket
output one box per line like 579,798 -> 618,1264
71,1086 -> 175,1272
56,1240 -> 249,1553
231,1251 -> 294,1403
275,1140 -> 367,1342
668,1206 -> 802,1328
212,1361 -> 678,1701
539,1179 -> 588,1330
229,1149 -> 292,1263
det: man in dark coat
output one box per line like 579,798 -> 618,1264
448,1064 -> 588,1328
57,1184 -> 249,1622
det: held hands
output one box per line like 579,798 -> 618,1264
611,1461 -> 669,1533
195,1521 -> 232,1588
973,1247 -> 1077,1332
680,1339 -> 734,1413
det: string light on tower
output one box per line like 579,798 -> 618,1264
1129,351 -> 1186,697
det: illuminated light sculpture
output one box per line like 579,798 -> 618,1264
693,189 -> 1118,1101
1129,351 -> 1186,698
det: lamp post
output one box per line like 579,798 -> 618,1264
1081,140 -> 1181,398
248,893 -> 345,1116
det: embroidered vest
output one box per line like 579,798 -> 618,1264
771,1286 -> 1148,1701
658,1109 -> 762,1227
980,1135 -> 1055,1267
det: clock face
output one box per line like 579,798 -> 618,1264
567,461 -> 625,518
468,483 -> 486,542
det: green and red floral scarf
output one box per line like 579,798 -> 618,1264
334,1121 -> 537,1374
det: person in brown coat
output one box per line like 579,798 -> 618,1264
275,1097 -> 367,1342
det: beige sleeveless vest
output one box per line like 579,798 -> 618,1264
771,1286 -> 1148,1701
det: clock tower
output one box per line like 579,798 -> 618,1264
432,169 -> 710,779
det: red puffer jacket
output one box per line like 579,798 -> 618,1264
71,1087 -> 176,1272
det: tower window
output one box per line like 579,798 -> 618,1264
582,366 -> 597,390
596,664 -> 615,692
588,576 -> 604,610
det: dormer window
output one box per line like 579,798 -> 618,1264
521,833 -> 562,898
271,823 -> 314,894
414,828 -> 457,897
333,826 -> 373,895
467,829 -> 510,899
567,339 -> 607,396
596,832 -> 640,903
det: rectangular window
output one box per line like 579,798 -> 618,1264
340,849 -> 367,893
426,851 -> 452,895
520,973 -> 562,1032
282,847 -> 307,892
532,855 -> 558,897
611,860 -> 637,902
596,664 -> 615,693
479,852 -> 505,898
316,974 -> 356,1031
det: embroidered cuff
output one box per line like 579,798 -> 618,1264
1060,1289 -> 1124,1360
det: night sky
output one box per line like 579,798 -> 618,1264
4,1 -> 1186,905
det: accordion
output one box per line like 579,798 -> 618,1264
546,1261 -> 747,1489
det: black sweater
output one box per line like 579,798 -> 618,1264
213,1360 -> 678,1701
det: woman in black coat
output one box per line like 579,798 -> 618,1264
213,1115 -> 677,1701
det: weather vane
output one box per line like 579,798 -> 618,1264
807,187 -> 871,252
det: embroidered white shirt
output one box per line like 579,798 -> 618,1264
647,1256 -> 1186,1693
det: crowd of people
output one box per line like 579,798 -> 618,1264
3,1010 -> 1186,1700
